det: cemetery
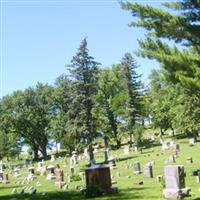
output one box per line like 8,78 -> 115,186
1,133 -> 200,199
0,0 -> 200,199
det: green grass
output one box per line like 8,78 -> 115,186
1,136 -> 200,200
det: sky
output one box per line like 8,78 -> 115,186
0,0 -> 167,98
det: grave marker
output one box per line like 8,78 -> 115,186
163,165 -> 190,199
133,161 -> 142,174
144,163 -> 153,178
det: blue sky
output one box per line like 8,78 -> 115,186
0,0 -> 166,98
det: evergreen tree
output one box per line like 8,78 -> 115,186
121,0 -> 200,91
120,53 -> 143,148
67,38 -> 100,164
122,0 -> 200,139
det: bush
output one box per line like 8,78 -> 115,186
70,174 -> 82,182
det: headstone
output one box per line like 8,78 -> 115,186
144,163 -> 153,178
51,155 -> 56,162
27,167 -> 37,181
189,138 -> 195,146
55,164 -> 65,189
85,164 -> 117,193
173,144 -> 180,153
70,151 -> 78,166
0,160 -> 3,173
133,161 -> 142,174
124,146 -> 130,155
46,165 -> 56,180
187,157 -> 193,164
168,155 -> 176,163
196,175 -> 200,183
37,162 -> 43,172
0,172 -> 3,183
2,173 -> 9,184
163,165 -> 190,199
156,175 -> 163,182
162,142 -> 170,150
134,146 -> 138,152
40,166 -> 47,176
84,148 -> 89,158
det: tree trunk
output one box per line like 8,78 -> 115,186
104,136 -> 109,163
159,128 -> 164,144
33,147 -> 39,161
39,137 -> 48,158
116,139 -> 121,149
171,128 -> 175,137
88,144 -> 95,165
40,144 -> 47,158
193,130 -> 198,142
129,133 -> 133,148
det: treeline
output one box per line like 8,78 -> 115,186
0,39 -> 145,161
0,0 -> 199,161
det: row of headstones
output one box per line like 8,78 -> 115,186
130,162 -> 193,199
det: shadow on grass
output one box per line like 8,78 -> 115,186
0,185 -> 22,190
118,155 -> 138,162
0,187 -> 158,200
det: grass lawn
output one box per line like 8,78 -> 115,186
1,136 -> 200,200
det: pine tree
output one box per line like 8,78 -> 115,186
121,0 -> 200,91
67,38 -> 100,164
122,0 -> 200,139
120,53 -> 143,148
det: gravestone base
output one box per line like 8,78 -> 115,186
163,188 -> 190,199
46,173 -> 56,180
55,181 -> 66,189
27,174 -> 37,181
134,170 -> 142,174
2,180 -> 9,184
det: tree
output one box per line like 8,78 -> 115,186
0,95 -> 21,160
66,38 -> 100,164
148,69 -> 174,137
94,66 -> 126,151
50,74 -> 73,152
121,1 -> 200,91
120,53 -> 143,148
122,0 -> 200,139
12,83 -> 54,160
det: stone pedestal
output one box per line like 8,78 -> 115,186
85,164 -> 117,193
55,165 -> 65,189
163,188 -> 191,199
144,164 -> 153,178
163,165 -> 190,199
124,146 -> 130,155
2,173 -> 9,184
27,167 -> 37,181
133,161 -> 142,174
196,175 -> 200,183
46,165 -> 56,180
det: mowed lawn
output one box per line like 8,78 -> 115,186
1,137 -> 200,200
